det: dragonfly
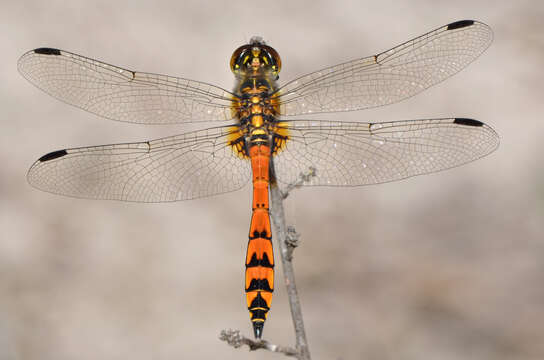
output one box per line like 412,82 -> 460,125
19,20 -> 498,339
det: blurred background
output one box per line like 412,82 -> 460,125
1,0 -> 543,359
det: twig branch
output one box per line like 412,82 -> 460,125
220,329 -> 298,356
284,226 -> 300,261
281,167 -> 316,199
269,167 -> 316,360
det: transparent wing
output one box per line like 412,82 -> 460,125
18,48 -> 236,124
272,118 -> 498,186
276,20 -> 492,116
27,126 -> 251,202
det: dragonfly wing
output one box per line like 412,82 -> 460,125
272,118 -> 498,186
28,126 -> 251,202
18,48 -> 235,124
277,20 -> 492,116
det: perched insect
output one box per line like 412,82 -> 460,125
19,20 -> 498,338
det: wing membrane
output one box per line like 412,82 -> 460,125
18,48 -> 236,124
27,126 -> 251,202
273,118 -> 498,186
277,20 -> 493,116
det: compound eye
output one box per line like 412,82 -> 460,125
262,45 -> 281,74
230,45 -> 252,73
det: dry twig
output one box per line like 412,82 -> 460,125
220,329 -> 298,356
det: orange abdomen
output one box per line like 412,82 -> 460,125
245,144 -> 274,338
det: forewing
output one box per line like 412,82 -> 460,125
277,20 -> 492,116
18,48 -> 235,124
27,126 -> 251,202
272,118 -> 498,186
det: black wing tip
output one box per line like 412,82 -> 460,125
34,47 -> 61,55
38,149 -> 68,162
453,118 -> 484,127
447,20 -> 475,30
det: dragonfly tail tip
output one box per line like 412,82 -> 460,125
253,322 -> 264,339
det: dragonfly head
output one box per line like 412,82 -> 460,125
230,36 -> 281,79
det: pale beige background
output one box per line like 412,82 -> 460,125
1,0 -> 543,359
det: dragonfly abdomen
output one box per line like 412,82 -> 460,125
231,68 -> 279,338
245,143 -> 274,339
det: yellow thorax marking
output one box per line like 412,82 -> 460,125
251,117 -> 265,129
251,104 -> 263,114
